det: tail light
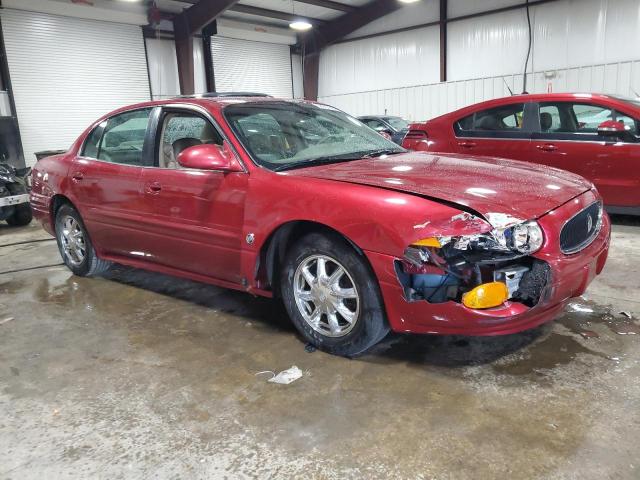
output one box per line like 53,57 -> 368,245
404,129 -> 428,140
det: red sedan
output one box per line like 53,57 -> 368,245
31,95 -> 610,356
403,93 -> 640,215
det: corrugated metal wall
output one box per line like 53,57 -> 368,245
319,0 -> 640,120
211,36 -> 293,98
0,8 -> 150,165
319,60 -> 640,121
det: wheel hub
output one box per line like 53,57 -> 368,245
293,254 -> 360,338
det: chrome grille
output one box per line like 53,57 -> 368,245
560,201 -> 603,254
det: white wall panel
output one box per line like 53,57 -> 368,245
193,40 -> 207,94
318,25 -> 439,97
211,36 -> 292,97
291,54 -> 304,99
345,0 -> 439,39
1,9 -> 150,165
448,9 -> 530,81
319,0 -> 640,123
319,60 -> 640,122
146,38 -> 180,99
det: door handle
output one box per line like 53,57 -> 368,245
146,181 -> 162,194
457,141 -> 477,148
536,143 -> 558,152
71,172 -> 84,181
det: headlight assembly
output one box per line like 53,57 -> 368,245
410,220 -> 544,257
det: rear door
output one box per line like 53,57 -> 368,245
70,107 -> 156,257
451,102 -> 535,161
139,106 -> 247,283
529,101 -> 640,207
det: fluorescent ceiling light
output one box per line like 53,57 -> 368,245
398,0 -> 421,3
289,20 -> 313,31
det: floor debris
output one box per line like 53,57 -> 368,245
266,366 -> 303,385
0,316 -> 14,325
619,311 -> 633,319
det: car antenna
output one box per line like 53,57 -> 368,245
502,78 -> 514,96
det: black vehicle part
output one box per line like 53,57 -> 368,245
513,261 -> 552,306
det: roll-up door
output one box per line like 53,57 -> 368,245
211,36 -> 292,98
0,9 -> 150,165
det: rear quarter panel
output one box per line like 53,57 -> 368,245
30,153 -> 75,234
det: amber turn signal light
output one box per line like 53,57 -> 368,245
462,282 -> 509,309
411,237 -> 441,248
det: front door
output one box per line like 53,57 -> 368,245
530,101 -> 640,207
70,108 -> 155,257
139,108 -> 247,283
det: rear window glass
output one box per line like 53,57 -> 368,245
455,103 -> 525,135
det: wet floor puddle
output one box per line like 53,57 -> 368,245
366,298 -> 637,378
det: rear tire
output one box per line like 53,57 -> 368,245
6,204 -> 32,226
280,231 -> 389,357
55,204 -> 111,276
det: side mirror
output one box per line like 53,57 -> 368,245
597,120 -> 627,138
176,142 -> 243,172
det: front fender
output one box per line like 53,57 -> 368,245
241,170 -> 492,289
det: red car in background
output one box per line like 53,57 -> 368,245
403,93 -> 640,215
31,95 -> 610,356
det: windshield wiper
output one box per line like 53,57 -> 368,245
360,148 -> 404,158
272,149 -> 404,172
273,156 -> 355,172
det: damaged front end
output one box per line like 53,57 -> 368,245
396,212 -> 551,310
0,162 -> 32,226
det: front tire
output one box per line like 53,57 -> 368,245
280,231 -> 389,356
55,204 -> 111,276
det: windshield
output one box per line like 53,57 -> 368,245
383,116 -> 409,131
224,102 -> 405,171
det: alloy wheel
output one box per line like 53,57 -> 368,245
293,254 -> 360,337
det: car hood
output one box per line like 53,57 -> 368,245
287,152 -> 591,226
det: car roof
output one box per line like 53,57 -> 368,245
103,95 -> 315,118
431,92 -> 639,122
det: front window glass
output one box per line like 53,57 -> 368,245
572,104 -> 613,132
615,112 -> 638,135
159,113 -> 223,168
384,117 -> 409,131
97,109 -> 151,166
224,102 -> 404,171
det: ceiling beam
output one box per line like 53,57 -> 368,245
306,0 -> 402,52
173,0 -> 239,95
295,0 -> 356,13
228,4 -> 326,24
301,0 -> 403,100
173,0 -> 239,37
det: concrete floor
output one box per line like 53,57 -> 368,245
1,218 -> 639,479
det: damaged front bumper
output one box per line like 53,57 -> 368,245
0,193 -> 30,208
366,191 -> 611,336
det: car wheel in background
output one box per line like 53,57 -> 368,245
6,204 -> 32,226
281,231 -> 389,356
54,204 -> 111,276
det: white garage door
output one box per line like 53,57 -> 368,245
211,36 -> 292,98
0,9 -> 150,165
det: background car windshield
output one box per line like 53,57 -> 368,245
224,102 -> 404,170
384,117 -> 409,130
